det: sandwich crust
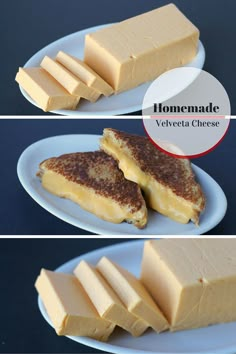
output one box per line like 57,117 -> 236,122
37,151 -> 147,228
100,129 -> 205,224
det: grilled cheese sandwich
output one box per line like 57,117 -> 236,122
100,128 -> 205,224
37,151 -> 147,228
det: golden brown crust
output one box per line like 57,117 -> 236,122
38,150 -> 146,214
101,129 -> 205,212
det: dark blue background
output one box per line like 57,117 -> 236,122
0,238 -> 131,353
0,118 -> 235,235
1,0 -> 236,114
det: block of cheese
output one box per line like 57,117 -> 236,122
74,260 -> 148,336
41,56 -> 100,102
141,239 -> 236,331
84,4 -> 199,92
35,269 -> 115,341
97,257 -> 169,332
56,51 -> 114,96
15,67 -> 80,112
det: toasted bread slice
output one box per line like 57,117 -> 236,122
37,151 -> 147,228
100,129 -> 205,225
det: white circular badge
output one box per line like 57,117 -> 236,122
142,68 -> 230,158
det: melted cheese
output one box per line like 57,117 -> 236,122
101,138 -> 198,224
41,170 -> 142,225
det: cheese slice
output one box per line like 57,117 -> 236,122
84,3 -> 199,92
74,261 -> 148,336
35,269 -> 115,340
41,56 -> 100,102
97,257 -> 169,332
56,51 -> 114,96
15,67 -> 80,112
141,239 -> 236,331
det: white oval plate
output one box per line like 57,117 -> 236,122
38,240 -> 236,354
17,134 -> 227,235
19,23 -> 206,116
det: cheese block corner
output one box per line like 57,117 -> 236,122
141,239 -> 236,331
84,3 -> 199,92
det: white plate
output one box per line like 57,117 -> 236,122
17,134 -> 227,235
19,23 -> 206,116
38,240 -> 236,354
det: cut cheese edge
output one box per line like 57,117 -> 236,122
41,56 -> 100,102
56,51 -> 114,96
35,269 -> 115,340
97,257 -> 169,333
74,261 -> 148,336
15,67 -> 80,111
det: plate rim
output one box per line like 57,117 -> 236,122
38,239 -> 236,354
17,134 -> 227,236
19,23 -> 206,116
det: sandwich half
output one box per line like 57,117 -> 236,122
100,129 -> 205,225
37,151 -> 147,228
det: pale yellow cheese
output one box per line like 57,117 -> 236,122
40,169 -> 144,225
41,56 -> 100,102
84,4 -> 199,92
101,136 -> 198,224
15,67 -> 80,112
97,257 -> 169,333
35,269 -> 115,340
141,239 -> 236,331
56,51 -> 114,96
74,261 -> 148,336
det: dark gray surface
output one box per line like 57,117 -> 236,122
0,238 -> 130,353
0,119 -> 235,235
1,0 -> 236,115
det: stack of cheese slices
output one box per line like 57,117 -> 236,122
35,239 -> 236,342
15,3 -> 199,112
15,51 -> 113,112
